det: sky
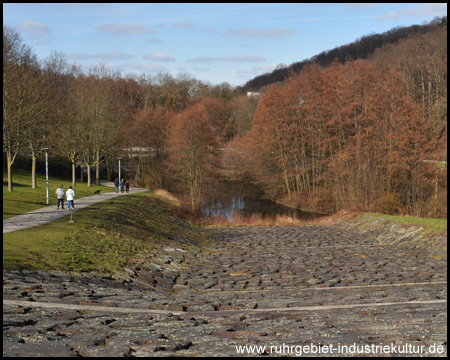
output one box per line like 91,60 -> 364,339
3,3 -> 447,87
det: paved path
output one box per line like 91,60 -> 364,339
3,225 -> 447,357
3,181 -> 149,234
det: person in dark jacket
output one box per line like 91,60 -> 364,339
114,177 -> 119,193
120,179 -> 125,193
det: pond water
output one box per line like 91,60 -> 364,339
201,181 -> 322,223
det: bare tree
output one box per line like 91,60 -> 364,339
166,104 -> 220,212
3,25 -> 38,191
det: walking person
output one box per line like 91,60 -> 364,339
66,186 -> 75,210
114,177 -> 120,193
125,180 -> 130,193
120,179 -> 125,193
56,185 -> 65,210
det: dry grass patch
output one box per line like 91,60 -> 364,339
154,189 -> 181,206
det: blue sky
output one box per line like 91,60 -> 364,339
3,3 -> 447,87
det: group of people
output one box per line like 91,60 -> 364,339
55,178 -> 131,210
55,185 -> 75,210
114,178 -> 130,193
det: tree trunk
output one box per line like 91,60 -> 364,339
87,164 -> 92,187
72,161 -> 76,187
7,153 -> 13,192
96,150 -> 100,185
31,151 -> 37,188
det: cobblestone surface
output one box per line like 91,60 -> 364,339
3,220 -> 447,357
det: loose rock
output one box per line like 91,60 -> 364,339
3,217 -> 447,357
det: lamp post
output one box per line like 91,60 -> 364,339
117,156 -> 122,182
42,148 -> 51,205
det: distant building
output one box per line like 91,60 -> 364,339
123,147 -> 154,158
247,92 -> 261,98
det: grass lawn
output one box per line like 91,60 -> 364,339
3,170 -> 115,220
3,169 -> 445,273
368,213 -> 447,234
3,169 -> 208,273
3,192 -> 208,273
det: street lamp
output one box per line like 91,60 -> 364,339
117,157 -> 122,182
42,148 -> 51,205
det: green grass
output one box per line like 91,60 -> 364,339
3,192 -> 208,273
368,213 -> 447,234
3,170 -> 115,220
3,169 -> 208,272
4,170 -> 445,272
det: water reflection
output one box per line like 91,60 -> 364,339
201,181 -> 321,222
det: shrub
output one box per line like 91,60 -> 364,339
373,192 -> 404,215
423,191 -> 447,219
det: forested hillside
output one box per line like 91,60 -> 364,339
230,16 -> 446,218
238,16 -> 447,94
3,17 -> 447,218
234,60 -> 444,216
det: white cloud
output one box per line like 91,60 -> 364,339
96,23 -> 156,35
228,55 -> 267,62
188,55 -> 267,63
143,52 -> 176,62
174,22 -> 197,30
237,63 -> 279,75
17,20 -> 51,39
99,52 -> 134,60
343,4 -> 379,9
378,3 -> 447,20
65,53 -> 93,60
227,28 -> 296,38
65,52 -> 134,60
122,63 -> 168,73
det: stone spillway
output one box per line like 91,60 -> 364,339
3,218 -> 447,357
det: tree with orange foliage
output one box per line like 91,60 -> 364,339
241,59 -> 434,216
128,105 -> 173,187
374,65 -> 434,215
198,97 -> 233,141
166,104 -> 219,212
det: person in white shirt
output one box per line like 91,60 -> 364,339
55,185 -> 65,210
66,186 -> 75,210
